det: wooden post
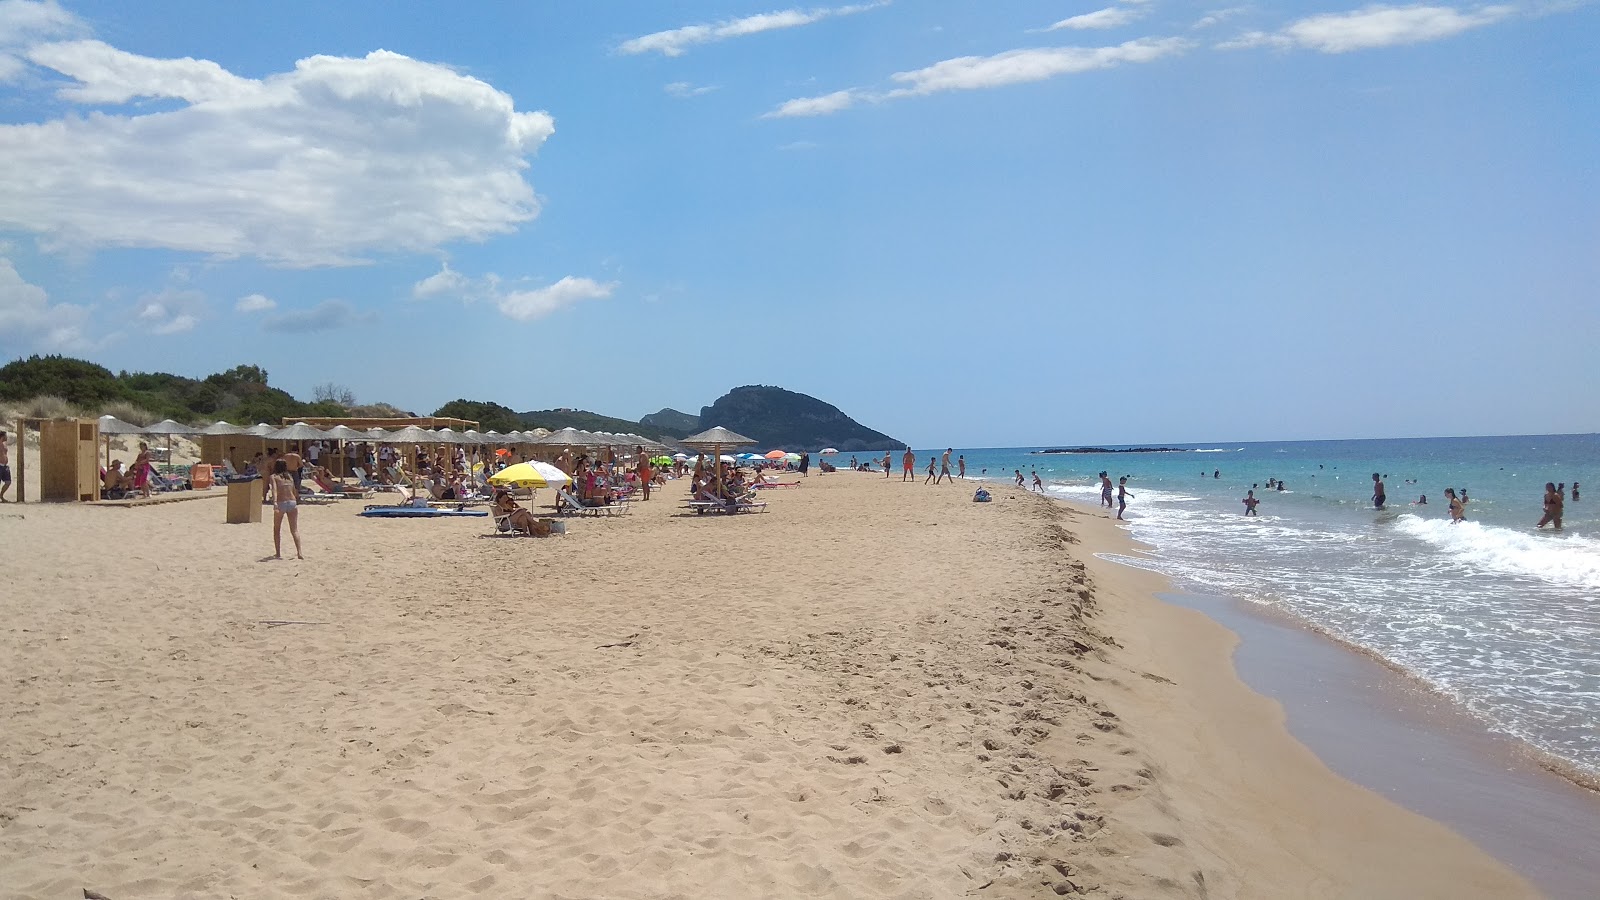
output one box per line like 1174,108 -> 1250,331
13,417 -> 23,503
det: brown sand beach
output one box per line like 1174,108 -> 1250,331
0,471 -> 1537,898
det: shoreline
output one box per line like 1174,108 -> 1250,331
1,470 -> 1539,896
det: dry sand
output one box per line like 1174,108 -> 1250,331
0,470 -> 1535,898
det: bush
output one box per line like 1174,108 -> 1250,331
20,395 -> 78,419
100,401 -> 158,426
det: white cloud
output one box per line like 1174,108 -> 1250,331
619,2 -> 885,56
411,265 -> 615,323
0,42 -> 554,266
1221,4 -> 1517,53
1046,7 -> 1144,30
766,37 -> 1188,117
1193,7 -> 1247,29
778,140 -> 819,151
764,88 -> 860,118
260,298 -> 373,333
0,255 -> 91,352
497,277 -> 616,322
664,80 -> 718,98
411,262 -> 471,299
888,37 -> 1189,96
235,293 -> 276,313
0,0 -> 82,80
134,287 -> 204,335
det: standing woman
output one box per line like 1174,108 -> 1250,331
1445,488 -> 1466,524
269,459 -> 304,559
133,441 -> 155,498
1536,482 -> 1564,530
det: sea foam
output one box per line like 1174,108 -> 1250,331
1394,515 -> 1600,590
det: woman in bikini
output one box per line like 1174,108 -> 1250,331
494,489 -> 538,534
1444,488 -> 1466,524
269,459 -> 303,559
1536,482 -> 1563,530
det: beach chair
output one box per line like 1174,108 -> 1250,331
352,467 -> 384,489
557,487 -> 628,517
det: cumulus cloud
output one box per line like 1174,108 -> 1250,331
411,262 -> 472,299
1220,4 -> 1517,53
235,293 -> 276,313
619,2 -> 885,56
260,299 -> 374,334
0,0 -> 82,80
767,37 -> 1188,116
1046,7 -> 1144,30
0,41 -> 554,266
411,263 -> 615,323
134,287 -> 204,335
664,80 -> 717,98
0,255 -> 91,352
497,276 -> 615,322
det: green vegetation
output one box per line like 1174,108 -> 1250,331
433,399 -> 523,433
0,355 -> 350,424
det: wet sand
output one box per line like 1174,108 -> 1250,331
1161,590 -> 1600,898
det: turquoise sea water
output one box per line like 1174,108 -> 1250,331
853,435 -> 1599,779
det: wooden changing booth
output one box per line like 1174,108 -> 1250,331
11,416 -> 100,503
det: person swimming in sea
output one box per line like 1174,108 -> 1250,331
1242,490 -> 1259,516
1371,472 -> 1386,509
1415,494 -> 1427,505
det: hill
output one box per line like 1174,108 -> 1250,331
698,386 -> 901,452
515,408 -> 680,443
638,407 -> 698,436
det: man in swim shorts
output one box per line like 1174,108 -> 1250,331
901,447 -> 915,482
0,430 -> 10,502
937,448 -> 953,484
1371,472 -> 1386,509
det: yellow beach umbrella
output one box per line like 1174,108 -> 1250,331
488,461 -> 572,489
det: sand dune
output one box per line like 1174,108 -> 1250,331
0,472 -> 1532,898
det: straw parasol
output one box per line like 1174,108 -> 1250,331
320,425 -> 367,475
201,420 -> 245,435
681,426 -> 757,497
97,415 -> 143,468
264,422 -> 329,465
141,418 -> 202,471
243,423 -> 277,436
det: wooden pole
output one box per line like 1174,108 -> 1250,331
14,417 -> 24,503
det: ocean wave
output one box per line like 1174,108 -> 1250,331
1192,448 -> 1243,453
1394,515 -> 1600,590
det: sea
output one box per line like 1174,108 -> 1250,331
852,435 -> 1599,782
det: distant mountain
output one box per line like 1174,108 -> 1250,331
698,386 -> 901,452
639,407 -> 698,435
515,408 -> 680,443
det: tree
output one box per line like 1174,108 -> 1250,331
312,382 -> 356,407
0,355 -> 124,406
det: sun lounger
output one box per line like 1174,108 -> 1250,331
557,487 -> 628,517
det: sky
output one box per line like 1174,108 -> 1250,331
0,0 -> 1595,446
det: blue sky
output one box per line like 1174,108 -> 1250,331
0,0 -> 1595,445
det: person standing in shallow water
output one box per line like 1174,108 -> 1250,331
1445,488 -> 1465,524
1371,472 -> 1386,510
1537,482 -> 1563,530
1242,490 -> 1259,516
1116,476 -> 1134,520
